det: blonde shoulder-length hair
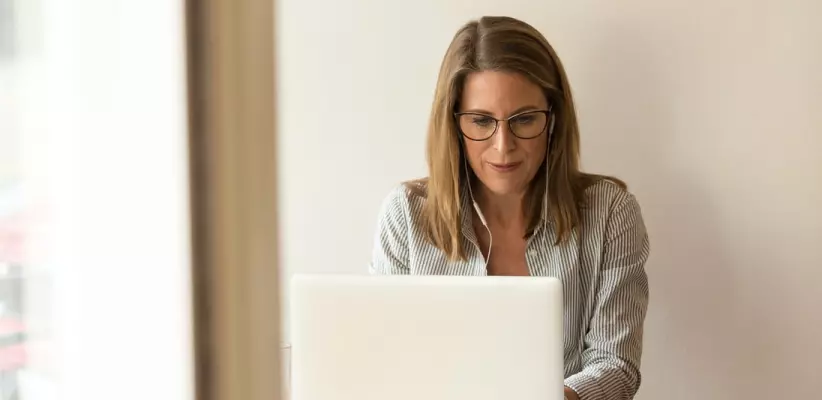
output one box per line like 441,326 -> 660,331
410,16 -> 624,261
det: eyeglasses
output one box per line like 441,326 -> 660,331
454,108 -> 552,141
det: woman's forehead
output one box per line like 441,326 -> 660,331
460,70 -> 547,115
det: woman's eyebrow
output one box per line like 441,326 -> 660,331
509,105 -> 544,115
458,108 -> 493,115
459,105 -> 544,116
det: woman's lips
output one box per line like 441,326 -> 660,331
488,162 -> 522,172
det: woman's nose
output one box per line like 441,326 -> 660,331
493,121 -> 517,153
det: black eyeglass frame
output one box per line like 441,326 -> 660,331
453,106 -> 553,141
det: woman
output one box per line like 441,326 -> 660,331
369,16 -> 650,400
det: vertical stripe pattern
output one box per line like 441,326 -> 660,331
369,179 -> 650,400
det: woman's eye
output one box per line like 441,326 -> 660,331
512,115 -> 535,125
471,117 -> 494,127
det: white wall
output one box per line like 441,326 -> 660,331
276,1 -> 822,398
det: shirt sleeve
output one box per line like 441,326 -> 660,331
368,185 -> 412,275
564,192 -> 650,400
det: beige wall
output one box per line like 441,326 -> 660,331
276,1 -> 822,398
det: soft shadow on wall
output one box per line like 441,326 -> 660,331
572,10 -> 821,399
573,20 -> 731,398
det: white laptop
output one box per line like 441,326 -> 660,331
289,274 -> 565,400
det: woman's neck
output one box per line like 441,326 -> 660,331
474,186 -> 526,230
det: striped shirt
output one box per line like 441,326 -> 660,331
369,179 -> 650,400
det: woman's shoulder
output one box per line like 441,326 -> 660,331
579,174 -> 649,254
581,174 -> 643,219
377,178 -> 429,220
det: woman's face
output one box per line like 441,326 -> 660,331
458,70 -> 549,197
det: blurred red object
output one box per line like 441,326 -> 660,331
0,318 -> 24,336
0,213 -> 24,265
0,343 -> 27,372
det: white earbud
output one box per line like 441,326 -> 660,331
473,201 -> 488,228
541,156 -> 550,241
544,109 -> 554,233
462,150 -> 492,271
